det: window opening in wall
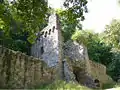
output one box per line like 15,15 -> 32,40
45,31 -> 47,37
41,31 -> 44,35
49,29 -> 51,35
73,67 -> 85,83
94,79 -> 100,87
52,26 -> 55,32
41,46 -> 44,54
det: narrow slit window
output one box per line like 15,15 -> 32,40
49,29 -> 51,35
41,32 -> 44,36
52,26 -> 55,32
45,31 -> 47,37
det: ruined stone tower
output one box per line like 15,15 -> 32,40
31,13 -> 63,67
31,13 -> 113,88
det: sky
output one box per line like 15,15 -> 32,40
48,0 -> 120,33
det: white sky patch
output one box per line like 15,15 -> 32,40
48,0 -> 120,33
82,0 -> 120,33
48,0 -> 64,9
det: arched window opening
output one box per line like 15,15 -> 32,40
49,29 -> 51,35
45,31 -> 47,37
73,67 -> 85,84
94,79 -> 100,87
52,26 -> 55,32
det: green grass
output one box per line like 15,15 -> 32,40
102,82 -> 116,89
35,80 -> 120,90
36,80 -> 92,90
103,83 -> 120,90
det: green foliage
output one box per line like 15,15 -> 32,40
0,0 -> 88,53
9,0 -> 48,43
56,0 -> 87,42
102,19 -> 120,81
71,30 -> 89,45
0,0 -> 49,53
102,82 -> 116,89
71,29 -> 120,82
103,19 -> 120,49
107,51 -> 120,81
71,30 -> 113,65
63,0 -> 88,22
87,40 -> 113,65
102,82 -> 120,89
49,0 -> 88,42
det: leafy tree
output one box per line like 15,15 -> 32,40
9,0 -> 49,43
107,50 -> 120,81
0,0 -> 88,53
71,30 -> 89,45
0,0 -> 49,54
102,19 -> 120,81
71,30 -> 113,65
103,19 -> 120,49
56,0 -> 88,42
63,0 -> 88,22
57,9 -> 82,42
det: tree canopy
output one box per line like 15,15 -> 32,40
103,19 -> 120,49
71,30 -> 113,65
56,0 -> 88,42
102,19 -> 120,81
0,0 -> 49,54
0,0 -> 88,53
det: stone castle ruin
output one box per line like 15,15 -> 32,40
0,13 -> 113,89
31,13 -> 63,67
31,13 -> 113,88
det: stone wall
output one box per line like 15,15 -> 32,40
31,13 -> 64,80
0,13 -> 113,89
64,41 -> 92,74
31,13 -> 62,67
88,60 -> 113,84
64,41 -> 113,88
64,41 -> 87,61
0,46 -> 56,89
31,13 -> 113,88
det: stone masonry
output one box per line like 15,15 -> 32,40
31,13 -> 113,88
0,13 -> 113,89
0,46 -> 56,88
31,13 -> 63,67
64,41 -> 113,88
